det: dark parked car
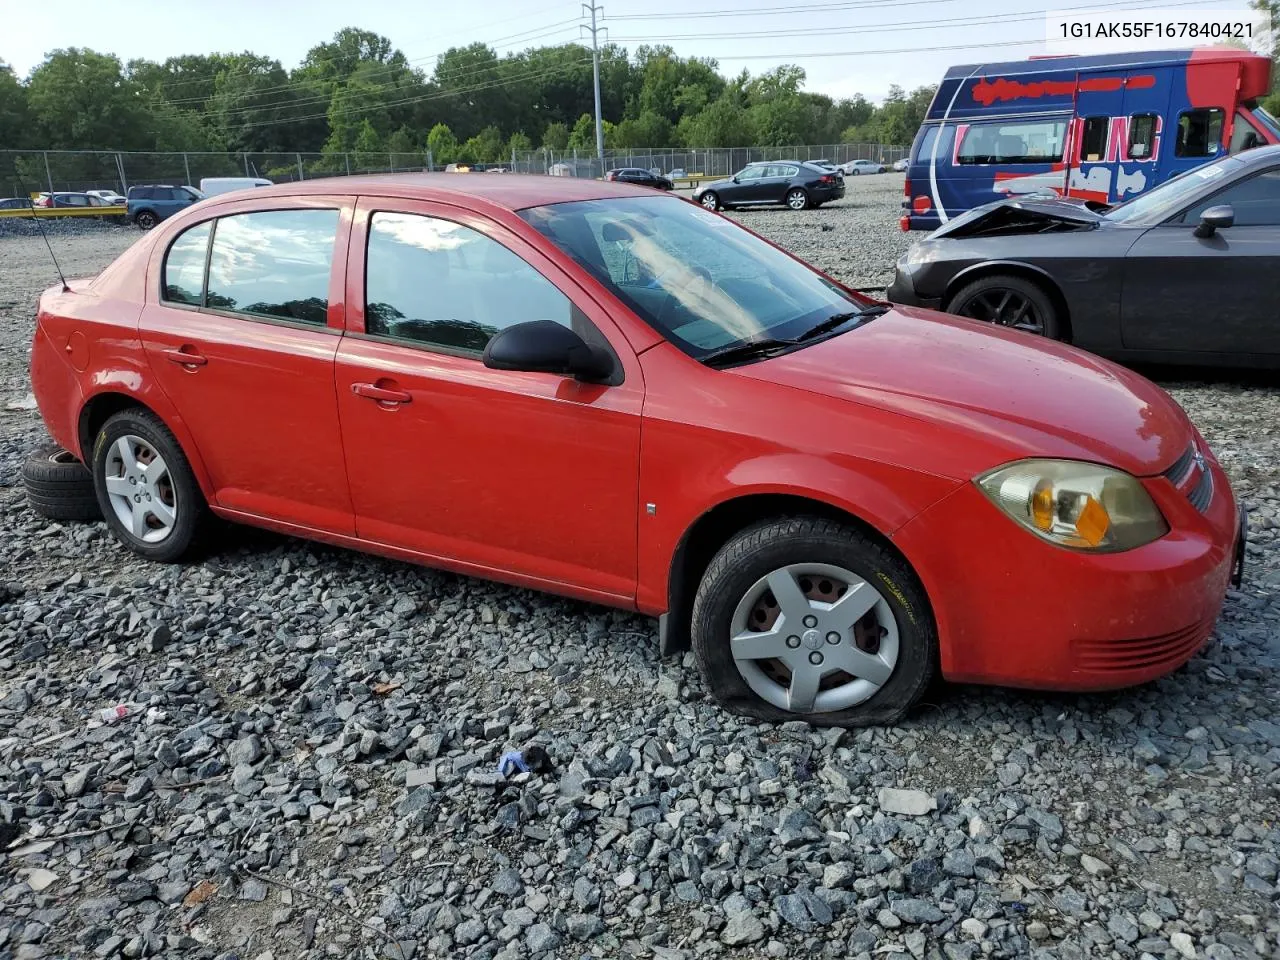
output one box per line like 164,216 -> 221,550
0,197 -> 32,209
694,162 -> 844,211
127,184 -> 203,230
887,144 -> 1280,366
605,168 -> 674,190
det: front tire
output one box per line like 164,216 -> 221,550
91,409 -> 206,562
691,517 -> 936,727
786,188 -> 809,211
700,191 -> 720,211
135,210 -> 158,231
946,273 -> 1061,339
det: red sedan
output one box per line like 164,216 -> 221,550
29,175 -> 1244,725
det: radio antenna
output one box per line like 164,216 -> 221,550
8,160 -> 69,291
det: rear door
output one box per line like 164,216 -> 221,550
138,197 -> 357,531
1121,165 -> 1280,355
765,164 -> 799,203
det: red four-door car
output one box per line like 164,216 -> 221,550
29,175 -> 1244,725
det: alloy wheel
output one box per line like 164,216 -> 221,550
787,189 -> 808,210
955,288 -> 1045,335
701,192 -> 719,210
728,562 -> 899,713
103,435 -> 177,543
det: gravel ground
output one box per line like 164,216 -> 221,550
1,182 -> 1278,960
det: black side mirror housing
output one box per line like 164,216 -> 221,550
731,175 -> 740,183
1194,204 -> 1234,238
482,320 -> 613,382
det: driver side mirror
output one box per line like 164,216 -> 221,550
1194,204 -> 1234,238
482,320 -> 613,383
731,175 -> 740,183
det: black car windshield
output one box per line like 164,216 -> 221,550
1104,156 -> 1242,223
519,196 -> 870,360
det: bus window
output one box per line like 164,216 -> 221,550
1128,114 -> 1158,159
1081,117 -> 1108,161
1230,110 -> 1266,154
1175,108 -> 1225,157
957,119 -> 1067,164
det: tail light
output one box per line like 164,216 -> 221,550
900,214 -> 911,232
904,176 -> 911,198
818,174 -> 836,184
605,171 -> 617,181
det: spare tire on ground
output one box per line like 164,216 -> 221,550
22,444 -> 102,522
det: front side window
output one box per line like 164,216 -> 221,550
205,209 -> 338,325
162,222 -> 211,306
1175,108 -> 1225,157
365,212 -> 574,353
1179,168 -> 1280,226
1229,110 -> 1266,154
1080,117 -> 1108,161
957,119 -> 1067,164
520,196 -> 872,360
1105,155 -> 1241,223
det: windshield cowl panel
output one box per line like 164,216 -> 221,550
519,196 -> 872,363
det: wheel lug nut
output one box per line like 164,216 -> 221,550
803,615 -> 818,628
786,636 -> 800,649
826,632 -> 841,644
808,652 -> 824,665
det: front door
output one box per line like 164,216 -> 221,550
1121,166 -> 1280,355
333,199 -> 644,602
138,200 -> 356,532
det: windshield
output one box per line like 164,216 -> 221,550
1103,156 -> 1242,223
1250,104 -> 1280,141
519,196 -> 871,359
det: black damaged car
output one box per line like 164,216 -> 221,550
887,144 -> 1280,366
694,161 -> 845,211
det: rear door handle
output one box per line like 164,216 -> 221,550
162,346 -> 207,367
352,382 -> 412,404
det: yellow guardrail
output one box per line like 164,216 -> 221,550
671,173 -> 716,189
0,205 -> 127,219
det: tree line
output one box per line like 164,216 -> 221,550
0,27 -> 936,171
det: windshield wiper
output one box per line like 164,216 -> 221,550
794,306 -> 888,342
700,338 -> 798,368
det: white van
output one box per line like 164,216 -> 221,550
198,177 -> 273,197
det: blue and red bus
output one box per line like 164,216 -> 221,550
901,47 -> 1279,231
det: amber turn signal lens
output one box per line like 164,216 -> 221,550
1075,495 -> 1111,546
1031,483 -> 1054,531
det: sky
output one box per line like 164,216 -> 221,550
0,0 -> 1263,104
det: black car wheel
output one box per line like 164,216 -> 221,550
947,274 -> 1060,339
700,191 -> 720,211
135,210 -> 158,231
22,444 -> 102,522
691,516 -> 937,727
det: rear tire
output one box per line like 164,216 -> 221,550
135,210 -> 157,231
22,444 -> 101,522
691,516 -> 936,727
91,409 -> 207,563
946,273 -> 1061,339
786,188 -> 809,211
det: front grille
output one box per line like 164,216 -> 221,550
1073,617 -> 1212,673
1162,442 -> 1213,514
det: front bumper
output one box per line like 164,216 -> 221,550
885,264 -> 940,310
893,451 -> 1239,692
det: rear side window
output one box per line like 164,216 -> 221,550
1175,108 -> 1224,157
206,210 -> 338,325
162,222 -> 211,306
957,119 -> 1067,164
1128,114 -> 1158,159
130,187 -> 154,200
364,211 -> 573,354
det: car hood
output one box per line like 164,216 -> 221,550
735,305 -> 1189,478
695,177 -> 738,194
931,195 -> 1109,239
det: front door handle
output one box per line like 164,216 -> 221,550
162,346 -> 207,367
352,382 -> 412,404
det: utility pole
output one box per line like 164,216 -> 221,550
582,3 -> 606,166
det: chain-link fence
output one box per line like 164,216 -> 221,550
512,143 -> 909,179
0,150 -> 437,198
1,143 -> 909,197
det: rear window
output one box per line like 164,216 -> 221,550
957,119 -> 1067,165
205,209 -> 339,325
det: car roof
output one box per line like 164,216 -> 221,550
191,173 -> 663,212
1230,143 -> 1280,170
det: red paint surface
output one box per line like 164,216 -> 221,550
28,174 -> 1239,694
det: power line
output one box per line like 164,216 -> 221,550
606,0 -> 959,19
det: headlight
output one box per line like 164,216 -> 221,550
904,242 -> 944,265
977,459 -> 1168,552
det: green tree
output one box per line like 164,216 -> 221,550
26,49 -> 154,149
507,131 -> 533,157
541,121 -> 569,150
0,61 -> 29,150
677,96 -> 755,147
614,110 -> 672,147
427,122 -> 458,164
567,112 -> 615,149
